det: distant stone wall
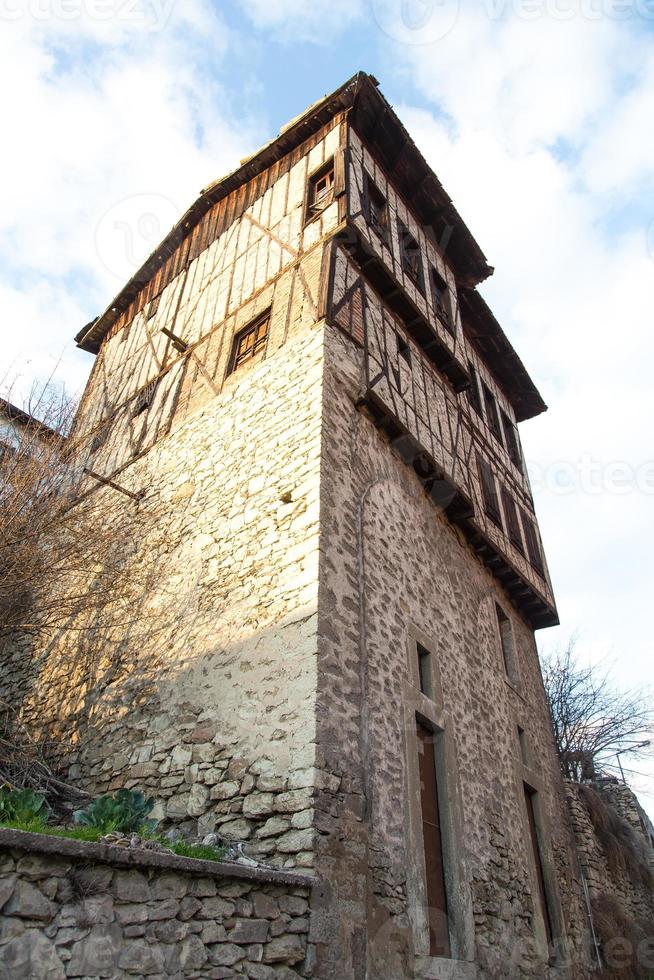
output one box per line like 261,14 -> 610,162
0,829 -> 314,979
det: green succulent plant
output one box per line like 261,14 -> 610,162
0,786 -> 49,826
73,788 -> 157,834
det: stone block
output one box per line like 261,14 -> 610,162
242,793 -> 276,819
179,934 -> 209,970
228,917 -> 269,944
187,782 -> 210,816
0,873 -> 16,910
113,870 -> 150,903
274,789 -> 313,814
210,780 -> 241,800
278,895 -> 308,916
209,942 -> 247,966
115,902 -> 148,925
3,879 -> 56,920
16,855 -> 71,879
252,893 -> 280,919
277,828 -> 314,853
66,923 -> 122,977
198,895 -> 236,919
148,897 -> 180,920
263,934 -> 306,964
151,873 -> 188,900
219,818 -> 252,839
1,929 -> 65,979
118,939 -> 166,974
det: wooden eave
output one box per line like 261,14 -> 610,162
460,288 -> 547,423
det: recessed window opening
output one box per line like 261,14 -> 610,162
467,362 -> 483,416
477,454 -> 503,529
397,334 -> 411,365
496,604 -> 517,682
398,220 -> 424,292
366,176 -> 388,239
482,382 -> 503,444
524,783 -> 554,946
517,727 -> 530,767
132,380 -> 157,417
417,643 -> 433,698
417,721 -> 451,958
501,409 -> 521,467
228,311 -> 270,375
501,487 -> 524,554
307,160 -> 335,219
431,267 -> 454,334
521,510 -> 545,577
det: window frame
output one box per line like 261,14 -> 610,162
467,362 -> 483,416
495,603 -> 518,684
477,454 -> 503,529
501,408 -> 522,468
364,172 -> 389,242
227,310 -> 271,376
305,158 -> 335,224
520,508 -> 545,577
430,266 -> 454,335
482,381 -> 503,445
397,219 -> 425,293
501,486 -> 525,554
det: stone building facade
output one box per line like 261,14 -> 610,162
1,73 -> 612,977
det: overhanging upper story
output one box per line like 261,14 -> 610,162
72,72 -> 557,628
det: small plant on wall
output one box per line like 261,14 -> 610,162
73,788 -> 157,835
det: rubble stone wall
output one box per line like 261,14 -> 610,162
0,829 -> 314,980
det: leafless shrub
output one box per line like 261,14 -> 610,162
592,892 -> 652,979
541,639 -> 653,784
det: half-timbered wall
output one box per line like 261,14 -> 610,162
328,244 -> 555,617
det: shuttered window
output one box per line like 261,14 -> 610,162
398,220 -> 424,293
521,509 -> 544,576
482,382 -> 503,444
364,174 -> 389,241
467,362 -> 483,416
417,723 -> 450,957
501,487 -> 524,553
501,409 -> 521,467
228,312 -> 270,375
430,267 -> 454,334
477,455 -> 502,528
306,160 -> 335,221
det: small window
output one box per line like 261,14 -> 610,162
501,409 -> 521,467
477,454 -> 502,528
132,380 -> 157,417
228,311 -> 270,375
430,268 -> 454,334
147,294 -> 161,321
501,486 -> 524,554
482,382 -> 503,444
467,362 -> 483,416
417,722 -> 450,958
496,604 -> 516,681
524,784 -> 554,945
417,643 -> 432,698
521,510 -> 545,577
517,727 -> 530,767
365,175 -> 388,240
306,160 -> 334,221
397,334 -> 411,365
90,424 -> 109,455
398,220 -> 424,292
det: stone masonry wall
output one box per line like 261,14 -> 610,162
309,323 -> 591,979
0,829 -> 313,979
0,313 -> 328,873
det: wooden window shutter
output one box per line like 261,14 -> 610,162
333,147 -> 346,197
501,486 -> 524,553
417,722 -> 450,957
521,509 -> 544,576
477,454 -> 502,528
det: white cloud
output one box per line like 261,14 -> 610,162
0,2 -> 256,400
386,8 -> 654,811
238,0 -> 363,40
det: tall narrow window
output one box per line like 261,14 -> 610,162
228,311 -> 270,375
517,727 -> 530,767
523,784 -> 554,945
132,380 -> 157,417
495,604 -> 516,681
417,643 -> 432,698
430,267 -> 454,334
501,487 -> 524,554
477,455 -> 502,529
398,220 -> 424,292
365,175 -> 388,241
482,382 -> 503,444
467,362 -> 483,416
521,509 -> 545,576
417,722 -> 450,957
501,409 -> 522,467
306,160 -> 334,221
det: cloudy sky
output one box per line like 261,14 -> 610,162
2,0 -> 652,812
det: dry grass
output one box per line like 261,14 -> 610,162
579,783 -> 654,890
